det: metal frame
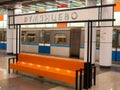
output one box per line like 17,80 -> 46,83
8,4 -> 115,26
8,19 -> 115,27
75,66 -> 96,90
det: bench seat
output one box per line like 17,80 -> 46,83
9,53 -> 84,85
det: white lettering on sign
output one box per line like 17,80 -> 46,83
15,8 -> 98,24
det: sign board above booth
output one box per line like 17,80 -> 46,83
8,4 -> 115,25
14,8 -> 98,24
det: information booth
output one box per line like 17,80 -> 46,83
8,3 -> 115,90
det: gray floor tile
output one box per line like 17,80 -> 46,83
0,50 -> 120,90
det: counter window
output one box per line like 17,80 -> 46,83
39,31 -> 44,43
45,32 -> 50,44
21,32 -> 26,42
27,33 -> 36,43
118,33 -> 120,47
39,31 -> 50,44
96,31 -> 100,47
112,30 -> 116,48
54,33 -> 66,45
0,31 -> 6,41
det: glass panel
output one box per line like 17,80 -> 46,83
39,31 -> 44,43
80,30 -> 85,46
112,30 -> 116,48
3,31 -> 6,41
27,33 -> 36,43
118,32 -> 120,47
0,31 -> 6,41
21,31 -> 26,42
45,32 -> 50,44
54,33 -> 66,45
96,30 -> 100,47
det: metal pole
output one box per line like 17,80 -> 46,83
100,0 -> 103,22
76,70 -> 78,90
19,25 -> 21,53
80,69 -> 82,90
16,25 -> 18,61
8,58 -> 10,73
94,66 -> 96,85
112,5 -> 114,26
115,30 -> 118,61
90,21 -> 93,64
16,25 -> 18,55
89,21 -> 93,87
87,22 -> 90,63
84,22 -> 90,89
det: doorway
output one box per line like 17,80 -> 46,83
39,30 -> 51,54
112,30 -> 120,62
70,29 -> 81,59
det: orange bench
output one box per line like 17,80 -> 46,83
8,53 -> 84,89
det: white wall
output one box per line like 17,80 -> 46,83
21,45 -> 38,53
51,46 -> 70,57
114,12 -> 120,26
7,29 -> 13,53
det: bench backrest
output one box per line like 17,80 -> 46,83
18,53 -> 84,71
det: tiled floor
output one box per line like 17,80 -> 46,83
0,51 -> 120,90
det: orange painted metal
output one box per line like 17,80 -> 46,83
0,15 -> 4,20
10,53 -> 84,85
114,2 -> 120,12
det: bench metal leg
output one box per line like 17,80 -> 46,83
8,58 -> 10,73
8,58 -> 16,74
79,69 -> 83,90
94,66 -> 96,85
13,58 -> 15,73
76,71 -> 78,90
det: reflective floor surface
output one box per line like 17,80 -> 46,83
0,50 -> 120,90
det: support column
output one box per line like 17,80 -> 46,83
100,0 -> 114,68
13,26 -> 20,54
84,0 -> 97,64
7,9 -> 14,54
13,4 -> 21,54
7,4 -> 22,54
